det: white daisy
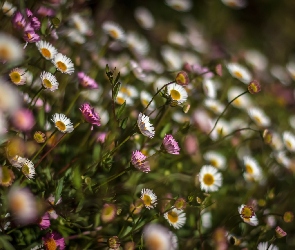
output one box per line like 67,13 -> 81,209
244,49 -> 268,71
270,132 -> 284,151
243,156 -> 263,182
270,65 -> 291,85
126,31 -> 149,56
51,113 -> 74,133
167,83 -> 188,105
164,207 -> 186,229
140,90 -> 155,109
286,62 -> 295,81
283,131 -> 295,152
238,204 -> 259,226
137,113 -> 155,138
102,21 -> 125,41
2,1 -> 16,16
16,158 -> 35,180
257,242 -> 278,250
134,7 -> 155,30
52,53 -> 74,75
9,68 -> 27,86
227,62 -> 252,84
70,13 -> 90,35
165,0 -> 192,12
0,79 -> 21,114
40,71 -> 59,91
248,107 -> 271,127
161,46 -> 182,71
36,41 -> 58,60
0,32 -> 23,63
204,151 -> 226,170
140,188 -> 157,209
227,86 -> 252,109
167,31 -> 188,47
204,98 -> 225,114
203,79 -> 217,99
274,151 -> 290,168
198,165 -> 223,192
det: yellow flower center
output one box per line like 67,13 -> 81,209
121,87 -> 131,96
9,71 -> 21,83
170,89 -> 181,100
233,98 -> 241,106
253,115 -> 262,125
55,121 -> 66,131
210,159 -> 218,167
176,73 -> 187,85
43,79 -> 53,89
109,29 -> 119,39
172,4 -> 182,10
56,61 -> 67,72
26,32 -> 32,40
245,164 -> 253,174
0,47 -> 10,60
22,164 -> 30,176
167,210 -> 179,223
203,173 -> 214,186
41,48 -> 51,58
10,194 -> 26,214
241,206 -> 254,218
142,99 -> 149,107
142,194 -> 152,206
233,71 -> 243,79
1,166 -> 13,186
45,238 -> 57,250
146,237 -> 164,250
286,140 -> 292,149
116,96 -> 125,105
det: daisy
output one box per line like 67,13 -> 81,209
9,68 -> 27,85
164,207 -> 186,229
244,49 -> 268,71
227,62 -> 252,84
238,204 -> 259,226
175,71 -> 190,86
204,99 -> 225,114
101,204 -> 117,223
140,90 -> 155,109
52,53 -> 74,75
0,32 -> 23,63
204,151 -> 226,170
203,79 -> 217,99
221,0 -> 247,9
248,107 -> 271,127
51,113 -> 74,133
42,232 -> 65,250
283,131 -> 295,152
134,7 -> 155,30
162,134 -> 180,155
70,13 -> 90,35
33,131 -> 46,143
40,71 -> 59,91
77,72 -> 98,89
257,242 -> 278,250
137,113 -> 155,138
167,83 -> 188,105
126,31 -> 149,56
79,103 -> 101,129
131,150 -> 150,173
2,1 -> 16,16
227,86 -> 252,109
168,31 -> 187,47
198,165 -> 223,192
243,156 -> 263,182
0,166 -> 15,187
36,41 -> 58,60
274,151 -> 290,168
140,188 -> 157,209
165,0 -> 192,12
143,223 -> 178,250
13,157 -> 35,179
161,46 -> 182,71
102,21 -> 125,41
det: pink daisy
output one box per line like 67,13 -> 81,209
131,150 -> 150,173
162,134 -> 180,155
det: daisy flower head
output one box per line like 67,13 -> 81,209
165,0 -> 192,12
102,21 -> 125,41
79,103 -> 101,129
39,212 -> 50,230
137,113 -> 155,138
221,0 -> 247,9
238,204 -> 259,226
227,86 -> 252,109
101,203 -> 117,223
9,68 -> 27,85
51,113 -> 74,133
0,32 -> 23,63
131,150 -> 150,173
36,41 -> 58,60
70,13 -> 91,35
161,46 -> 182,71
204,98 -> 225,114
203,78 -> 217,99
17,157 -> 35,180
143,223 -> 178,250
243,156 -> 262,182
257,242 -> 278,250
283,131 -> 295,152
244,49 -> 268,71
204,151 -> 226,170
198,165 -> 223,192
140,90 -> 155,110
140,188 -> 157,209
40,71 -> 59,91
77,72 -> 98,89
248,107 -> 271,127
164,207 -> 186,229
52,53 -> 74,75
166,83 -> 188,105
227,62 -> 252,84
175,71 -> 190,86
162,134 -> 180,155
2,1 -> 16,16
126,31 -> 149,56
43,232 -> 65,250
0,166 -> 15,187
134,7 -> 155,30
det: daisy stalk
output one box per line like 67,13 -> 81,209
28,86 -> 43,109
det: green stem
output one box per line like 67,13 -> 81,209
208,90 -> 248,136
28,87 -> 43,109
65,91 -> 81,115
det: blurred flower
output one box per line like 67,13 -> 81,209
161,46 -> 182,71
0,32 -> 23,63
0,166 -> 15,187
102,21 -> 125,41
108,236 -> 120,250
131,150 -> 150,173
2,1 -> 16,16
165,0 -> 192,12
36,6 -> 55,17
34,131 -> 46,144
96,132 -> 107,143
238,204 -> 258,226
12,11 -> 26,30
43,232 -> 65,250
227,86 -> 251,109
9,68 -> 27,85
47,194 -> 61,219
221,0 -> 247,9
257,242 -> 278,250
203,79 -> 217,99
283,131 -> 295,152
162,134 -> 180,155
244,49 -> 268,71
283,211 -> 294,223
248,107 -> 271,127
275,226 -> 287,238
12,108 -> 35,131
39,212 -> 50,230
126,31 -> 149,56
198,165 -> 223,192
79,103 -> 101,129
77,72 -> 98,89
174,198 -> 187,210
23,26 -> 40,43
101,204 -> 117,223
130,199 -> 144,215
40,71 -> 59,91
70,13 -> 91,35
52,53 -> 74,75
164,207 -> 186,229
140,90 -> 155,110
204,151 -> 226,170
51,113 -> 74,133
0,111 -> 7,136
227,62 -> 252,84
140,188 -> 157,209
167,83 -> 188,105
243,156 -> 262,182
8,186 -> 38,225
36,41 -> 58,60
137,113 -> 155,138
204,98 -> 225,114
134,7 -> 154,30
286,61 -> 295,81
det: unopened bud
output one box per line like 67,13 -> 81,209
263,129 -> 272,145
174,198 -> 187,210
183,104 -> 190,113
175,71 -> 189,86
248,80 -> 261,94
283,211 -> 294,223
275,226 -> 287,238
108,236 -> 120,250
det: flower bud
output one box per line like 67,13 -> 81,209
175,71 -> 189,86
248,80 -> 261,94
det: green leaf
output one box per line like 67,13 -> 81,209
119,117 -> 128,129
114,71 -> 120,84
55,177 -> 64,203
41,17 -> 48,35
0,235 -> 15,250
51,17 -> 60,28
116,101 -> 126,118
160,123 -> 171,138
73,167 -> 81,190
113,81 -> 121,99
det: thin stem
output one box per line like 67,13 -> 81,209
65,91 -> 81,115
28,86 -> 43,109
208,90 -> 248,136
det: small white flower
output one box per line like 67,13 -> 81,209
243,156 -> 263,182
248,107 -> 271,127
274,151 -> 290,168
51,113 -> 74,133
140,188 -> 157,209
204,151 -> 226,170
227,62 -> 252,84
227,86 -> 252,109
70,13 -> 90,35
2,1 -> 16,16
126,31 -> 149,56
167,83 -> 188,105
244,49 -> 268,71
52,53 -> 74,75
286,62 -> 295,81
283,131 -> 295,152
102,21 -> 125,41
198,165 -> 223,192
140,90 -> 155,109
40,71 -> 59,91
134,7 -> 155,30
36,41 -> 58,60
165,0 -> 192,12
137,113 -> 155,138
9,68 -> 27,85
204,99 -> 225,114
164,207 -> 186,229
238,204 -> 259,226
161,46 -> 182,71
203,78 -> 217,99
257,242 -> 278,250
0,32 -> 23,63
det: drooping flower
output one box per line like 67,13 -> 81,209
36,41 -> 58,60
137,113 -> 155,138
164,207 -> 186,229
79,103 -> 101,129
238,204 -> 259,226
275,226 -> 287,238
52,53 -> 74,75
131,150 -> 150,173
198,165 -> 223,192
162,134 -> 180,155
42,232 -> 65,250
51,113 -> 74,133
77,72 -> 98,89
140,188 -> 157,209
